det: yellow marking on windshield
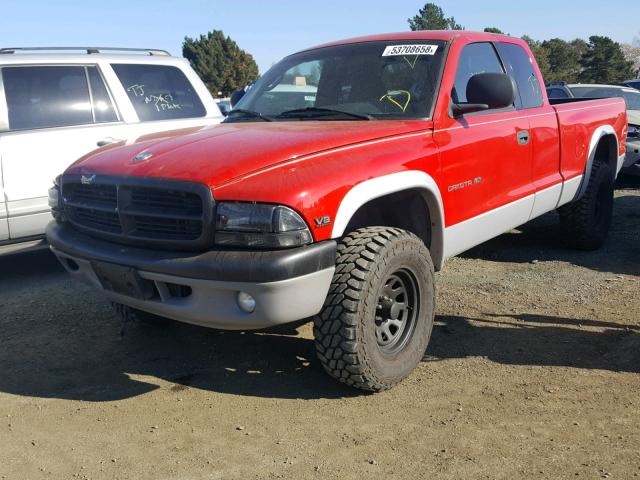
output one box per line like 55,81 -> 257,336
379,90 -> 411,112
403,55 -> 419,69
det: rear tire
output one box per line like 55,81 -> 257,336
558,161 -> 614,250
313,227 -> 435,392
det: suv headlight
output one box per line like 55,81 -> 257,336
215,202 -> 313,248
48,176 -> 66,223
628,124 -> 639,140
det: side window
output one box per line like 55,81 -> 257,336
87,66 -> 118,123
453,42 -> 505,104
495,43 -> 543,109
111,64 -> 206,121
2,66 -> 92,130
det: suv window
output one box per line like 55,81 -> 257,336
112,64 -> 206,121
495,43 -> 543,109
2,66 -> 93,130
87,66 -> 118,123
453,42 -> 505,104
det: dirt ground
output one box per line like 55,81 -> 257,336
1,178 -> 639,480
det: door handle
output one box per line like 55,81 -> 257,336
97,137 -> 123,147
517,130 -> 530,145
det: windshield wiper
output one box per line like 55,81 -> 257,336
277,107 -> 374,120
224,109 -> 274,122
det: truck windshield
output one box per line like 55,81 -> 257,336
226,40 -> 447,122
570,86 -> 640,111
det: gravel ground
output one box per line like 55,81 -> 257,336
0,179 -> 638,480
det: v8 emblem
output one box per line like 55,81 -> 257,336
314,216 -> 331,228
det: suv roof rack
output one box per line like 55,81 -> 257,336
0,47 -> 170,56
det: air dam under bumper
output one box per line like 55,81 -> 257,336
46,222 -> 336,330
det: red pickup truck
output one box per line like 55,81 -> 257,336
47,31 -> 627,391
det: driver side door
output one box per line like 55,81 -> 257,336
434,41 -> 534,257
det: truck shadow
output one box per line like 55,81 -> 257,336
427,314 -> 639,373
0,233 -> 638,403
461,191 -> 640,276
0,251 -> 358,401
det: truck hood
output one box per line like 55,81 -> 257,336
66,121 -> 433,188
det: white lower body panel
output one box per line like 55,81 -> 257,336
443,176 -> 582,261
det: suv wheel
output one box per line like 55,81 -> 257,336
313,227 -> 435,391
558,161 -> 614,250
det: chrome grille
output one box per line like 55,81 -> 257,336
61,176 -> 214,250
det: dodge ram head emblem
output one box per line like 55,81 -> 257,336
80,174 -> 96,185
131,151 -> 154,164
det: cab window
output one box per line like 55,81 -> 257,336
452,43 -> 505,105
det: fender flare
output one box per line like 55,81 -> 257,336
574,125 -> 618,202
330,170 -> 446,270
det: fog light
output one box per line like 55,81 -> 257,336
236,291 -> 256,313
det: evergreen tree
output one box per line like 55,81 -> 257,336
541,38 -> 584,83
183,30 -> 259,97
408,3 -> 464,31
579,36 -> 635,83
484,27 -> 503,34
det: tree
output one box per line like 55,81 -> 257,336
579,36 -> 635,83
484,27 -> 503,34
522,35 -> 551,81
541,38 -> 585,83
182,30 -> 259,97
408,3 -> 464,31
620,43 -> 640,77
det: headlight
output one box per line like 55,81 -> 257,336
48,176 -> 66,223
215,202 -> 313,248
628,124 -> 639,140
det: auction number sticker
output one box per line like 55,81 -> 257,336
382,44 -> 438,56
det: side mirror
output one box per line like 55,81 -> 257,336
452,72 -> 516,116
230,89 -> 246,108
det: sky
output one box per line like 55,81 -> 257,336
2,0 -> 638,73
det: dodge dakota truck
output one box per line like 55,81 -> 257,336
47,31 -> 627,391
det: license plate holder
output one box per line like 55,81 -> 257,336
92,261 -> 155,300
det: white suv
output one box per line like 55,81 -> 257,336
0,47 -> 223,253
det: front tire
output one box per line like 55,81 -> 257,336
313,227 -> 435,392
558,161 -> 614,250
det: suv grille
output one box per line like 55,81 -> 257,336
61,176 -> 214,250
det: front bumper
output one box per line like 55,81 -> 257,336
47,222 -> 336,330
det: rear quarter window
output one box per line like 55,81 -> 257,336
112,64 -> 206,121
495,43 -> 543,109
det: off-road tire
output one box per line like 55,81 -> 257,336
558,161 -> 614,250
111,302 -> 171,327
313,227 -> 435,392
